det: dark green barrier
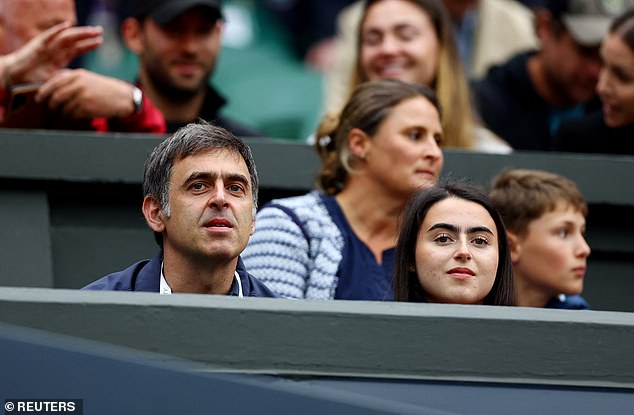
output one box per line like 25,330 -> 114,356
0,130 -> 632,311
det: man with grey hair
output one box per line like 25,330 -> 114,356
84,122 -> 274,297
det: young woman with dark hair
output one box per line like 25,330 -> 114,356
394,182 -> 515,305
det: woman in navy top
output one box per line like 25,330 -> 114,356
243,80 -> 444,299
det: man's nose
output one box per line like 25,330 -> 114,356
208,183 -> 228,208
179,31 -> 199,54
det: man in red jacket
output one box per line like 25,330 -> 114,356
0,0 -> 165,133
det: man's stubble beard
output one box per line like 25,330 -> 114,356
542,63 -> 580,107
144,57 -> 214,103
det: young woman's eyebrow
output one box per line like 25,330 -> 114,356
467,226 -> 494,235
427,223 -> 458,233
427,223 -> 494,235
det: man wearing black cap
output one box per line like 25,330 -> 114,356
473,0 -> 633,151
121,0 -> 259,136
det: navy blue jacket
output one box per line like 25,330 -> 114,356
82,252 -> 276,298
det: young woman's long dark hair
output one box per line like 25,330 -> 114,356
394,182 -> 515,305
611,7 -> 634,50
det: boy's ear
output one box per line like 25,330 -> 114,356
507,232 -> 521,264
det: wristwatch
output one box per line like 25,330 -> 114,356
131,86 -> 143,114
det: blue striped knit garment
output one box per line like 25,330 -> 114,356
242,191 -> 344,299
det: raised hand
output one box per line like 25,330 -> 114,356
1,21 -> 103,87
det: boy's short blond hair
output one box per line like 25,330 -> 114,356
489,169 -> 588,236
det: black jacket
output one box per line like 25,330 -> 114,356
160,84 -> 263,138
553,111 -> 634,156
473,51 -> 598,151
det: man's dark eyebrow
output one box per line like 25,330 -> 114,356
184,171 -> 215,185
183,171 -> 250,188
225,173 -> 250,188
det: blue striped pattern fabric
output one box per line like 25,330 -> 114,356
242,191 -> 344,299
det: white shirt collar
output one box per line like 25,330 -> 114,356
159,262 -> 172,295
159,262 -> 243,297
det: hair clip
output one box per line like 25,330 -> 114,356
318,135 -> 332,148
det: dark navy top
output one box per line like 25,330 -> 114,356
321,195 -> 395,301
545,294 -> 590,310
